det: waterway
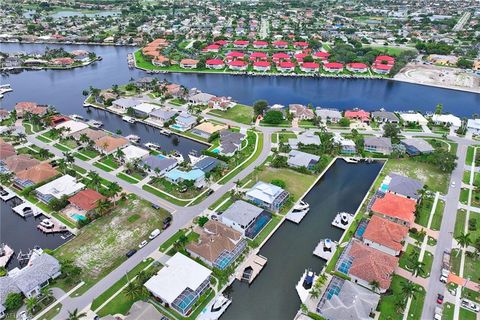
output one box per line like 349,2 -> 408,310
0,197 -> 69,270
0,43 -> 479,118
222,160 -> 383,320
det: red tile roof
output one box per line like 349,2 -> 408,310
0,143 -> 16,160
348,62 -> 368,69
68,189 -> 105,211
253,61 -> 270,67
363,215 -> 409,252
371,193 -> 416,225
345,109 -> 370,121
314,51 -> 330,59
16,162 -> 58,184
206,59 -> 224,66
302,62 -> 320,69
324,62 -> 344,69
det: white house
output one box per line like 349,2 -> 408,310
399,113 -> 428,126
121,145 -> 149,163
245,181 -> 289,211
431,114 -> 462,128
132,102 -> 160,117
35,175 -> 85,204
467,119 -> 480,135
56,120 -> 89,136
221,200 -> 265,235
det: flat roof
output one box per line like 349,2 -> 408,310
221,200 -> 264,226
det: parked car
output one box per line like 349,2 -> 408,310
163,216 -> 172,224
18,311 -> 29,320
439,275 -> 447,283
437,294 -> 444,304
138,240 -> 148,249
206,188 -> 214,195
162,222 -> 171,230
149,228 -> 161,239
126,249 -> 137,258
152,203 -> 161,209
462,300 -> 480,312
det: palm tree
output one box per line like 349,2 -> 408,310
410,260 -> 425,277
96,198 -> 112,216
394,298 -> 407,313
115,148 -> 125,161
41,287 -> 53,302
124,281 -> 144,301
67,308 -> 87,320
87,171 -> 101,191
79,133 -> 90,146
369,280 -> 380,293
57,158 -> 68,174
416,229 -> 427,246
401,281 -> 418,300
456,232 -> 472,256
63,152 -> 75,164
107,182 -> 122,206
38,148 -> 50,160
25,296 -> 38,314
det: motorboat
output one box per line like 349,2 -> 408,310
211,295 -> 231,313
302,269 -> 315,290
0,84 -> 12,95
324,239 -> 333,251
122,116 -> 135,123
343,157 -> 359,163
339,212 -> 350,226
87,119 -> 103,128
160,128 -> 171,136
126,134 -> 140,143
198,295 -> 232,320
144,142 -> 161,151
293,200 -> 309,211
40,219 -> 54,229
170,150 -> 184,163
70,114 -> 84,121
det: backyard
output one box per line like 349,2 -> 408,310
207,104 -> 254,125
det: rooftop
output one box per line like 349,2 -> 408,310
363,215 -> 409,252
222,200 -> 264,227
371,193 -> 416,225
246,181 -> 286,205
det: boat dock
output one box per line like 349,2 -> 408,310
286,209 -> 308,223
13,202 -> 42,217
331,212 -> 354,230
295,269 -> 318,303
37,221 -> 68,234
0,187 -> 16,201
313,239 -> 338,261
0,244 -> 14,268
236,254 -> 268,284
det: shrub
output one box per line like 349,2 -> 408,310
4,292 -> 23,311
271,179 -> 286,188
198,216 -> 209,227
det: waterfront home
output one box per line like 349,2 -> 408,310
186,220 -> 247,270
144,253 -> 211,316
272,53 -> 291,63
345,109 -> 370,123
193,156 -> 221,173
1,154 -> 40,174
400,138 -> 434,156
94,135 -> 129,154
363,137 -> 392,155
50,57 -> 75,66
0,109 -> 9,121
324,62 -> 344,73
372,63 -> 392,74
249,52 -> 268,61
399,112 -> 428,126
165,168 -> 205,188
49,115 -> 70,126
289,131 -> 321,149
245,181 -> 289,211
277,61 -> 296,72
313,51 -> 330,61
289,104 -> 315,120
180,59 -> 199,69
172,113 -> 197,131
131,102 -> 160,117
121,145 -> 150,163
14,102 -> 48,118
189,92 -> 216,105
253,61 -> 271,72
36,174 -> 85,204
467,119 -> 480,135
384,174 -> 424,201
316,277 -> 380,320
371,110 -> 400,123
0,143 -> 16,160
337,240 -> 398,293
431,114 -> 462,128
315,108 -> 342,123
149,109 -> 177,126
162,83 -> 187,99
56,120 -> 89,136
217,130 -> 246,156
371,193 -> 416,226
362,215 -> 409,256
205,59 -> 225,69
287,150 -> 320,169
300,62 -> 320,73
294,53 -> 308,63
191,122 -> 227,139
346,62 -> 368,73
135,77 -> 156,89
427,54 -> 458,65
228,60 -> 248,71
66,188 -> 105,220
0,277 -> 20,318
333,133 -> 356,154
141,155 -> 178,176
226,51 -> 245,61
208,96 -> 235,111
221,200 -> 270,238
72,128 -> 107,142
13,163 -> 59,190
111,98 -> 142,112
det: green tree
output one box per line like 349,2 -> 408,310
4,292 -> 23,310
253,100 -> 268,116
456,232 -> 472,254
338,117 -> 351,127
369,280 -> 380,293
67,308 -> 87,320
435,104 -> 443,115
410,259 -> 425,277
263,110 -> 284,124
383,123 -> 401,140
198,216 -> 209,227
25,296 -> 39,314
87,171 -> 101,191
400,280 -> 418,299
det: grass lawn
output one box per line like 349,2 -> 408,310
73,152 -> 90,161
42,129 -> 61,140
398,244 -> 433,278
71,164 -> 87,175
207,104 -> 254,125
465,146 -> 477,165
54,198 -> 170,294
382,158 -> 450,193
378,275 -> 425,320
99,155 -> 120,169
467,212 -> 480,244
142,184 -> 191,206
462,287 -> 480,303
23,121 -> 44,134
53,143 -> 71,152
170,98 -> 186,106
278,131 -> 297,143
415,195 -> 435,228
117,172 -> 139,184
78,148 -> 100,159
431,199 -> 445,231
38,303 -> 62,320
461,254 -> 480,282
159,229 -> 188,252
442,302 -> 454,320
208,192 -> 234,211
149,177 -> 203,199
93,161 -> 114,172
460,308 -> 477,320
37,135 -> 53,143
59,138 -> 78,149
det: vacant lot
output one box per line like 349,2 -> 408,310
208,104 -> 254,125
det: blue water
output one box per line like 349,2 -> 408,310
380,183 -> 389,192
245,212 -> 271,239
71,213 -> 86,221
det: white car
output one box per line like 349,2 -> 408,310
138,240 -> 148,249
462,300 -> 480,312
18,311 -> 29,320
451,181 -> 456,188
149,229 -> 161,240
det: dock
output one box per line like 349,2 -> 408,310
331,212 -> 354,230
313,239 -> 338,261
295,269 -> 318,303
0,187 -> 16,201
37,220 -> 68,234
236,254 -> 268,284
0,244 -> 14,268
286,208 -> 309,224
13,202 -> 42,217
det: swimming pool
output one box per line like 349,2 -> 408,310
170,124 -> 185,131
71,213 -> 86,221
211,148 -> 220,154
380,183 -> 389,192
245,212 -> 272,239
156,154 -> 166,159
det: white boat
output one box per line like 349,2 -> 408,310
40,219 -> 54,229
343,157 -> 359,163
70,114 -> 84,121
126,134 -> 140,143
324,239 -> 332,250
198,295 -> 232,320
170,151 -> 184,163
144,142 -> 161,151
0,84 -> 12,94
122,116 -> 135,123
160,128 -> 171,136
293,200 -> 309,211
87,119 -> 103,128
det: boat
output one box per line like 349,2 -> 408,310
126,134 -> 140,143
302,269 -> 315,290
160,128 -> 171,136
343,157 -> 359,163
198,295 -> 232,320
0,84 -> 13,95
324,239 -> 333,251
170,150 -> 184,163
122,116 -> 135,123
144,142 -> 161,151
70,114 -> 84,121
293,200 -> 309,211
87,119 -> 103,128
39,219 -> 54,229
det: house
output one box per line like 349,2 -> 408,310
400,138 -> 434,156
272,40 -> 288,49
189,92 -> 216,105
345,109 -> 370,123
375,55 -> 395,66
0,143 -> 16,160
141,155 -> 177,176
233,39 -> 249,48
121,145 -> 149,163
289,104 -> 315,120
221,200 -> 270,238
427,54 -> 458,65
111,98 -> 141,112
204,44 -> 221,53
372,63 -> 393,74
316,108 -> 342,123
71,128 -> 107,142
294,41 -> 309,49
186,220 -> 247,270
363,137 -> 392,155
287,150 -> 320,169
50,57 -> 75,66
179,59 -> 199,69
217,130 -> 245,156
172,113 -> 197,131
431,114 -> 462,128
165,168 -> 205,188
13,163 -> 58,190
337,240 -> 398,293
191,122 -> 227,139
324,62 -> 344,73
2,155 -> 40,174
253,61 -> 271,71
333,133 -> 356,154
316,277 -> 380,320
49,115 -> 70,126
362,215 -> 409,256
131,103 -> 160,117
228,60 -> 248,71
144,253 -> 211,316
399,113 -> 428,126
66,188 -> 105,219
346,62 -> 368,73
288,131 -> 320,149
371,111 -> 399,123
35,175 -> 85,204
313,51 -> 330,61
249,52 -> 268,61
14,102 -> 48,118
0,277 -> 20,318
300,62 -> 320,73
135,77 -> 156,89
226,51 -> 245,61
371,193 -> 416,226
294,53 -> 308,63
252,40 -> 268,48
277,61 -> 296,72
205,59 -> 225,69
56,120 -> 89,136
0,109 -> 9,121
208,97 -> 235,111
272,53 -> 290,63
193,156 -> 221,173
245,181 -> 289,211
384,174 -> 424,201
94,136 -> 129,154
149,109 -> 177,126
467,119 -> 480,135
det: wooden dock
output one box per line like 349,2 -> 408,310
313,240 -> 338,261
37,220 -> 68,234
0,244 -> 14,268
286,208 -> 309,224
236,254 -> 268,284
0,186 -> 16,201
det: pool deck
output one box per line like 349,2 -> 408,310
236,253 -> 268,285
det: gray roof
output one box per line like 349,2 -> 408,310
388,173 -> 424,199
364,137 -> 392,149
12,254 -> 60,294
315,108 -> 342,120
141,155 -> 177,171
220,130 -> 245,154
190,92 -> 215,104
401,138 -> 435,153
319,278 -> 380,320
287,150 -> 320,167
371,111 -> 399,122
150,109 -> 177,120
221,200 -> 263,226
113,98 -> 141,109
289,131 -> 321,149
194,156 -> 220,173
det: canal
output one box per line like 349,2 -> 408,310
222,160 -> 383,320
